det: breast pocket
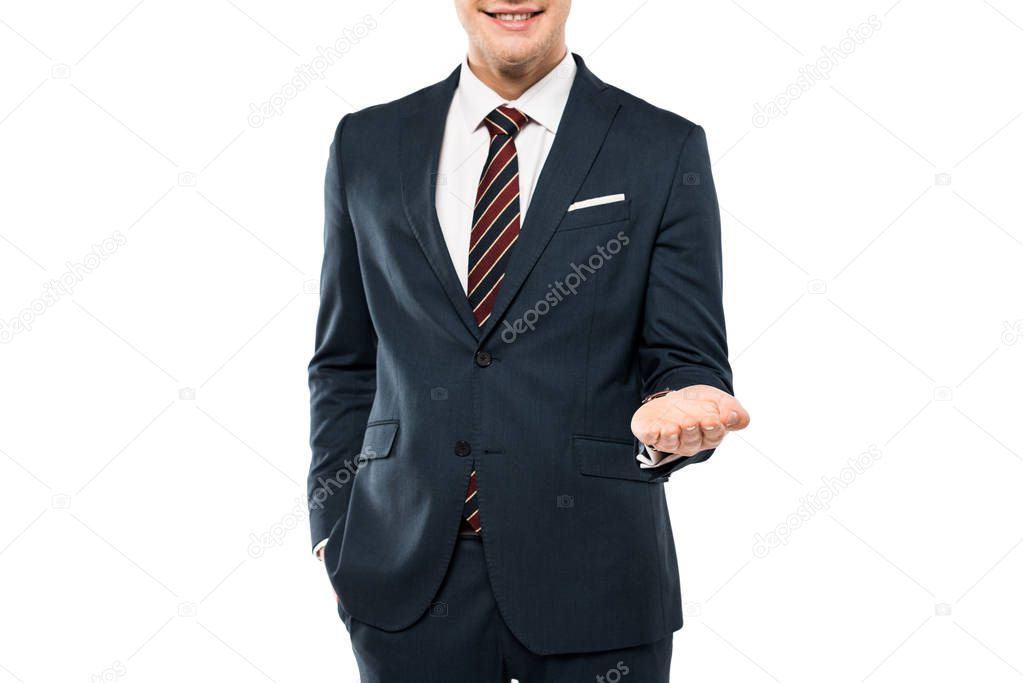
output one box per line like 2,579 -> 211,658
557,198 -> 631,232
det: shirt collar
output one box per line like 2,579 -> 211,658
455,49 -> 577,135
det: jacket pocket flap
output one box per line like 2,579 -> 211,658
574,434 -> 648,482
361,420 -> 399,460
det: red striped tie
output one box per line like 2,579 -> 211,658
461,105 -> 529,534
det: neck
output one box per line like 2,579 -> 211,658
466,44 -> 568,100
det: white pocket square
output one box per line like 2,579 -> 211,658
567,193 -> 625,212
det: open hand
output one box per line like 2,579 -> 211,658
630,384 -> 750,458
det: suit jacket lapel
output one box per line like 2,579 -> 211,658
398,66 -> 482,341
479,54 -> 621,345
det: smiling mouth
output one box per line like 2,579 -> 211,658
483,9 -> 543,22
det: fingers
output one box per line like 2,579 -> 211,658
665,417 -> 723,454
655,422 -> 681,452
697,400 -> 726,448
717,395 -> 750,431
677,384 -> 751,432
676,404 -> 707,447
685,386 -> 749,432
657,400 -> 706,453
680,422 -> 702,452
700,421 -> 726,448
656,406 -> 720,455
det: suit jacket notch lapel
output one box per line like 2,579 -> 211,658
398,66 -> 483,342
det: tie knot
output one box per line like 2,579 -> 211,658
483,106 -> 529,139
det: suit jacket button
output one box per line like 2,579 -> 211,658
454,440 -> 472,457
474,350 -> 492,367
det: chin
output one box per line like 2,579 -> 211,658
477,29 -> 554,69
487,39 -> 540,66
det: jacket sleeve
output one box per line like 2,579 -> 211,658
634,124 -> 733,479
307,115 -> 378,550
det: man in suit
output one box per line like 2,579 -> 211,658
307,1 -> 750,680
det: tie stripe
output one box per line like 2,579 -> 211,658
474,141 -> 517,205
471,181 -> 519,242
461,105 -> 529,534
462,469 -> 481,533
471,274 -> 504,319
468,219 -> 518,297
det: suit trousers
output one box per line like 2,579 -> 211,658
339,535 -> 672,682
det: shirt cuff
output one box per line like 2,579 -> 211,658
313,538 -> 328,557
635,444 -> 688,469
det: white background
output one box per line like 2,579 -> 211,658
2,1 -> 1022,681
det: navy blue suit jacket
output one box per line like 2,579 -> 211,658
308,53 -> 732,655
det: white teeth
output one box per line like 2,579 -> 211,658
495,12 -> 534,21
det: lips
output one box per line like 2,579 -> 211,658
483,8 -> 543,30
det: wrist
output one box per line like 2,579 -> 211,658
641,388 -> 674,405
